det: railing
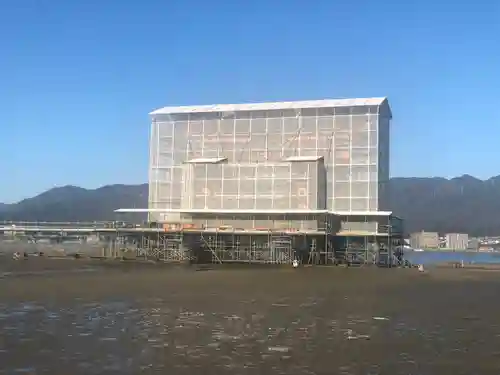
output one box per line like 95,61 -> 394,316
0,221 -> 113,228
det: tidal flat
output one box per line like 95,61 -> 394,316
0,259 -> 499,374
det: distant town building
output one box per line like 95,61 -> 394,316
410,231 -> 440,249
445,233 -> 469,250
467,237 -> 479,251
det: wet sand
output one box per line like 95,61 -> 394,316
0,259 -> 499,374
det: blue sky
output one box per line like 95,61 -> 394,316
0,0 -> 499,203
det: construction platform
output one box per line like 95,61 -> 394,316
0,211 -> 404,266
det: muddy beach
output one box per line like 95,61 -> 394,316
0,258 -> 499,374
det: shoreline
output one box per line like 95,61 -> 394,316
1,256 -> 499,372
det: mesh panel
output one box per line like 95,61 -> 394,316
182,160 -> 326,210
149,104 -> 389,214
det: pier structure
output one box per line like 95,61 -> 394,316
0,212 -> 403,265
0,221 -> 186,260
121,210 -> 403,265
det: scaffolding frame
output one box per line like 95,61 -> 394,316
148,98 -> 392,222
104,227 -> 334,265
200,229 -> 295,264
0,216 -> 404,267
132,232 -> 192,262
332,213 -> 405,266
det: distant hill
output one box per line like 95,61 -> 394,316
0,184 -> 148,223
1,175 -> 499,236
389,175 -> 500,236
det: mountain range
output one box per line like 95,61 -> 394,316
0,175 -> 498,236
